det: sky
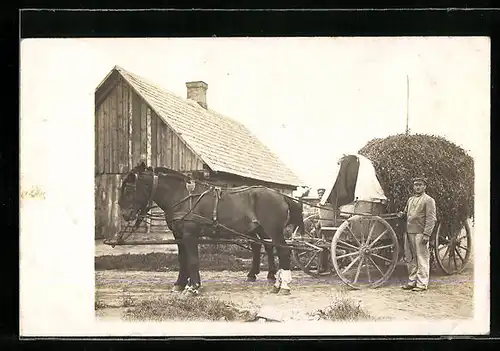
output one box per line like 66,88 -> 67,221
20,37 -> 490,191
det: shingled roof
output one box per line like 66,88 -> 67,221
99,66 -> 304,188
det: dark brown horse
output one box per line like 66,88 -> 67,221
115,162 -> 303,296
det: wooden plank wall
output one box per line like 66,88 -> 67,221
95,174 -> 122,239
95,77 -> 130,174
95,77 -> 205,175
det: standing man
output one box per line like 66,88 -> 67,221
398,177 -> 437,292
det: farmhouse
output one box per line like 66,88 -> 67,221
94,66 -> 304,239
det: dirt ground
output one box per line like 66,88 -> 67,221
95,219 -> 476,323
95,260 -> 474,322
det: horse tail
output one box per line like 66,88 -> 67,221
284,195 -> 305,235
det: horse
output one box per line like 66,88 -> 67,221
115,161 -> 301,296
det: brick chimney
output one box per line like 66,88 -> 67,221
186,81 -> 208,109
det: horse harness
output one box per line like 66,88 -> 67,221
123,168 -> 321,251
172,180 -> 224,233
135,168 -> 224,233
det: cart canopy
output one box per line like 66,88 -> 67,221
319,154 -> 387,207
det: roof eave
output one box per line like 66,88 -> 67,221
94,65 -> 121,93
214,170 -> 302,189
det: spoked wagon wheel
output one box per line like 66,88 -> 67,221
291,213 -> 333,277
433,220 -> 472,275
331,215 -> 399,290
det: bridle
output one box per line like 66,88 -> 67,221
121,168 -> 159,222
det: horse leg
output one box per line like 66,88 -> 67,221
320,250 -> 330,273
182,231 -> 202,296
172,238 -> 189,292
275,235 -> 292,295
265,244 -> 277,283
247,242 -> 262,282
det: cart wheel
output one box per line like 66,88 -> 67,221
291,213 -> 333,277
433,220 -> 472,275
331,215 -> 399,289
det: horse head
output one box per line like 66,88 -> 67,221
118,161 -> 152,221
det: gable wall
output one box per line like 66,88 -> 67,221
95,75 -> 205,175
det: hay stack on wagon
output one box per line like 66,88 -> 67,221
358,133 -> 474,232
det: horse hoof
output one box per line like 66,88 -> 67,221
279,289 -> 291,296
171,285 -> 184,293
183,286 -> 201,296
246,276 -> 257,282
271,286 -> 280,294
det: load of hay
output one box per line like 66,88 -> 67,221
358,133 -> 474,232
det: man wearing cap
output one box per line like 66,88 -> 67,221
397,177 -> 437,292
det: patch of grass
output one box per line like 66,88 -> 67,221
95,252 -> 248,272
95,291 -> 108,310
123,295 -> 256,322
312,291 -> 372,321
95,252 -> 178,272
95,299 -> 108,310
121,288 -> 137,307
200,244 -> 253,259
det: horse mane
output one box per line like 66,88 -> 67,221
146,166 -> 189,181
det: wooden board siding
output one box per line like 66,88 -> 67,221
128,86 -> 133,170
96,77 -> 205,174
121,83 -> 130,172
132,90 -> 142,167
103,97 -> 110,173
116,82 -> 125,173
140,101 -> 147,162
95,174 -> 122,239
110,84 -> 118,173
155,113 -> 162,167
151,110 -> 157,167
165,126 -> 172,167
95,78 -> 131,174
146,108 -> 152,165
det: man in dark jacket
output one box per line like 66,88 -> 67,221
398,177 -> 437,292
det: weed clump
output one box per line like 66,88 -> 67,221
123,295 -> 255,322
312,292 -> 372,321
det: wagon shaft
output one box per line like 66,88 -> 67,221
103,237 -> 320,255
